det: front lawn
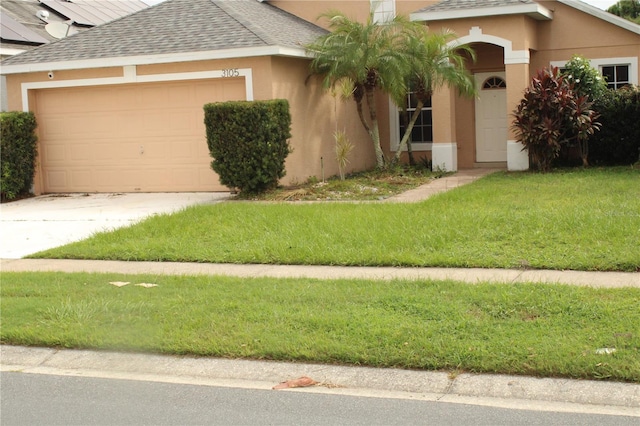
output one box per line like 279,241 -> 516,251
33,168 -> 640,271
2,272 -> 638,382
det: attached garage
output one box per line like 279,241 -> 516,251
34,77 -> 246,193
1,0 -> 358,195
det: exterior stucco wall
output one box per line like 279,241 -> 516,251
454,94 -> 475,168
533,3 -> 640,81
271,56 -> 375,184
137,57 -> 275,101
429,15 -> 536,52
269,0 -> 429,29
5,67 -> 124,112
538,2 -> 638,53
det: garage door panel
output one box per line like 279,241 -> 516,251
168,85 -> 195,108
70,170 -> 92,189
94,168 -> 141,192
45,170 -> 68,191
39,116 -> 67,138
94,142 -> 123,161
193,77 -> 244,105
42,143 -> 67,163
42,165 -> 224,193
169,138 -> 197,160
36,77 -> 245,192
167,110 -> 195,135
140,141 -> 170,160
198,168 -> 219,185
70,144 -> 92,161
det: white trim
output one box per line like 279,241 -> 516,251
2,45 -> 308,75
1,75 -> 7,112
507,141 -> 529,171
450,27 -> 530,65
557,0 -> 640,36
432,143 -> 457,172
411,3 -> 552,22
505,50 -> 530,65
21,67 -> 254,112
550,57 -> 638,85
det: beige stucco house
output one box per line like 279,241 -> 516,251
2,0 -> 639,194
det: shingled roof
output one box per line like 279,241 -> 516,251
411,0 -> 640,34
1,0 -> 327,67
415,0 -> 537,13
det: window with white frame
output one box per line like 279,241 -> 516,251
398,92 -> 433,147
371,0 -> 395,23
551,57 -> 637,90
601,65 -> 630,89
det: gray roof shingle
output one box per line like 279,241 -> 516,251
415,0 -> 537,13
1,0 -> 327,66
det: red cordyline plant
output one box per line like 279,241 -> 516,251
513,67 -> 600,171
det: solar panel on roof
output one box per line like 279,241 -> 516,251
40,0 -> 100,26
40,0 -> 148,27
74,1 -> 148,15
0,13 -> 49,44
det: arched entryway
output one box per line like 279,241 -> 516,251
431,26 -> 530,171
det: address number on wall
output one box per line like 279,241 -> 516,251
221,68 -> 240,77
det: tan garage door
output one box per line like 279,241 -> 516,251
35,78 -> 245,193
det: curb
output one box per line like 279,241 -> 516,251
2,345 -> 638,416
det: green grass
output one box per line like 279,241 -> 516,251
2,272 -> 639,382
33,168 -> 640,271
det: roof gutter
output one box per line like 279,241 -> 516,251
1,45 -> 311,75
410,3 -> 553,22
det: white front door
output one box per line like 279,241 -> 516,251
475,72 -> 507,163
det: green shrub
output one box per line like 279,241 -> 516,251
204,100 -> 291,194
512,67 -> 599,171
589,85 -> 640,165
0,112 -> 38,200
561,55 -> 608,102
555,56 -> 607,166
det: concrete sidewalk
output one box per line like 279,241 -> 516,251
2,258 -> 638,288
2,345 -> 638,416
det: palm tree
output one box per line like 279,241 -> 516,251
390,28 -> 476,165
306,11 -> 411,168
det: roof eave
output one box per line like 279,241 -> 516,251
557,0 -> 640,36
0,45 -> 310,75
410,4 -> 553,22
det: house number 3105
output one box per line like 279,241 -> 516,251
221,68 -> 240,77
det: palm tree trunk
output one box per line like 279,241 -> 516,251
365,87 -> 385,168
407,140 -> 415,166
355,99 -> 371,134
392,100 -> 423,165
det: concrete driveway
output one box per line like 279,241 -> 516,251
0,192 -> 230,259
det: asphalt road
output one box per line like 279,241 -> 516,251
1,372 -> 637,426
